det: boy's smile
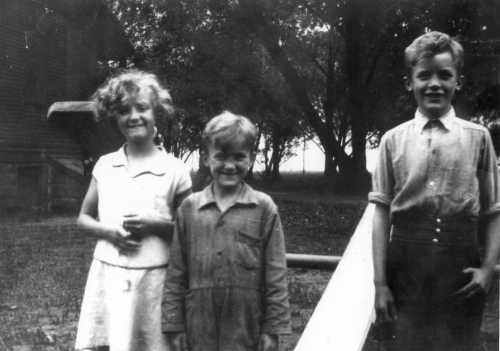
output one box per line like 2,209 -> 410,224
204,138 -> 254,194
407,51 -> 461,119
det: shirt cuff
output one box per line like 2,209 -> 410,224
481,203 -> 500,217
162,321 -> 185,333
261,325 -> 292,335
368,191 -> 391,206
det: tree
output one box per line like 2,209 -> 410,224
105,0 -> 500,192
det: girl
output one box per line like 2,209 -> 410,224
75,70 -> 192,351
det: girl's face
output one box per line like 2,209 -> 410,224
116,88 -> 156,144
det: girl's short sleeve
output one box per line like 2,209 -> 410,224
175,162 -> 192,195
91,157 -> 105,182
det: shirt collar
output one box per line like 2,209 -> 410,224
198,182 -> 259,210
110,144 -> 169,177
414,107 -> 456,133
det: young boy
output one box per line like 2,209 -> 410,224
370,31 -> 500,351
163,111 -> 291,351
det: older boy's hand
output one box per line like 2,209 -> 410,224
258,333 -> 278,351
166,331 -> 188,351
375,285 -> 397,322
454,266 -> 494,298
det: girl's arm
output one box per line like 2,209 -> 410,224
78,177 -> 139,252
122,188 -> 192,243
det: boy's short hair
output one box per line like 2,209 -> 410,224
92,69 -> 173,124
201,111 -> 258,151
404,31 -> 464,74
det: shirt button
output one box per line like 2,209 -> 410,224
435,228 -> 441,233
436,218 -> 441,223
432,238 -> 439,243
429,181 -> 435,187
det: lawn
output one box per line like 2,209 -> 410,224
0,191 -> 497,351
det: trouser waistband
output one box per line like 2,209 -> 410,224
391,214 -> 478,245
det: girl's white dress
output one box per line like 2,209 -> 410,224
75,146 -> 191,351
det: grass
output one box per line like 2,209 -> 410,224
0,187 -> 497,350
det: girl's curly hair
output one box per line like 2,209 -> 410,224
92,69 -> 174,126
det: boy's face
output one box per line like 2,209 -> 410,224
407,51 -> 461,119
116,88 -> 156,143
203,136 -> 255,193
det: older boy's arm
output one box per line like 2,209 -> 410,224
480,213 -> 500,283
162,212 -> 188,333
372,203 -> 397,321
457,131 -> 500,297
262,208 -> 292,336
456,213 -> 500,297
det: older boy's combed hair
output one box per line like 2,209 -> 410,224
92,69 -> 173,124
202,111 -> 258,151
404,31 -> 464,73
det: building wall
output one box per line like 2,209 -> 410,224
0,0 -> 131,213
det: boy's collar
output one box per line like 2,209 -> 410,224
110,144 -> 169,177
414,107 -> 456,132
198,182 -> 258,209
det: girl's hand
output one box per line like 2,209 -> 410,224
106,227 -> 141,253
122,213 -> 158,238
258,333 -> 278,351
122,213 -> 174,241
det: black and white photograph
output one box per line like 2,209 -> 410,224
0,1 -> 499,350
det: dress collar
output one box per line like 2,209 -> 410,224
110,144 -> 170,177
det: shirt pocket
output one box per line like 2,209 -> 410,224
235,230 -> 263,270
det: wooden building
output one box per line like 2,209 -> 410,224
0,0 -> 132,214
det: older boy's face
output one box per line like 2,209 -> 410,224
203,137 -> 254,194
407,51 -> 461,119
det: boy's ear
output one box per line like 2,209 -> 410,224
250,152 -> 256,165
456,74 -> 464,91
403,75 -> 412,92
201,150 -> 209,167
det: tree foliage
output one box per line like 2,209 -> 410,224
105,0 -> 500,190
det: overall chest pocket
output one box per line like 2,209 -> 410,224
235,230 -> 262,270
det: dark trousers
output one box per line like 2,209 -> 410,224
384,216 -> 486,351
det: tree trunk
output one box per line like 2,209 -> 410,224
323,145 -> 337,178
334,0 -> 370,193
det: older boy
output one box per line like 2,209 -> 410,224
163,111 -> 291,351
370,31 -> 500,351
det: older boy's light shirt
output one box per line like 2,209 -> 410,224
92,146 -> 192,268
369,108 -> 500,218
